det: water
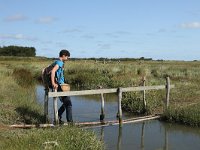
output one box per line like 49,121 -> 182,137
36,85 -> 200,150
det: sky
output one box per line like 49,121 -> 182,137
0,0 -> 200,60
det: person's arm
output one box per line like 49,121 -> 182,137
51,64 -> 59,90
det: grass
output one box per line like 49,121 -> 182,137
163,103 -> 200,127
0,60 -> 104,150
0,126 -> 103,150
63,60 -> 200,126
1,57 -> 200,126
0,65 -> 44,124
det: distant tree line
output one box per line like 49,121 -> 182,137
0,46 -> 36,57
69,57 -> 153,61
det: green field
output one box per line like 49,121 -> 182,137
1,57 -> 200,149
0,57 -> 103,150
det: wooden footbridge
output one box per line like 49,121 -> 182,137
10,77 -> 174,129
47,77 -> 174,126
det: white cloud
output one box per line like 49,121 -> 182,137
36,16 -> 57,24
97,43 -> 111,49
62,29 -> 82,33
55,42 -> 68,48
0,34 -> 37,41
4,14 -> 28,22
105,31 -> 132,38
181,22 -> 200,29
81,35 -> 95,39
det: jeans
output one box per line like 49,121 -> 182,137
57,85 -> 73,122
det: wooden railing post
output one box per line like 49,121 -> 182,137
44,88 -> 49,123
118,87 -> 122,126
100,93 -> 105,122
117,125 -> 122,150
166,77 -> 170,109
53,89 -> 59,125
142,77 -> 147,111
141,122 -> 145,150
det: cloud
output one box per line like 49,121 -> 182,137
62,29 -> 82,33
81,35 -> 95,39
55,42 -> 68,48
181,22 -> 200,29
105,31 -> 132,38
4,14 -> 28,22
36,16 -> 57,24
0,34 -> 37,41
97,43 -> 111,49
158,28 -> 167,33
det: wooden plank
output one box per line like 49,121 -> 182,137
48,88 -> 117,97
100,93 -> 105,121
44,92 -> 49,122
83,115 -> 161,129
48,85 -> 175,98
142,77 -> 146,110
9,115 -> 161,129
166,77 -> 170,109
53,89 -> 59,125
121,85 -> 165,92
118,88 -> 123,126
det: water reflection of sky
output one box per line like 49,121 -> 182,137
36,85 -> 200,150
36,84 -> 131,122
91,121 -> 200,150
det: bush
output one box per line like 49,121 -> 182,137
12,68 -> 35,87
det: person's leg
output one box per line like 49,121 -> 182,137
58,104 -> 65,121
57,85 -> 65,123
62,96 -> 73,122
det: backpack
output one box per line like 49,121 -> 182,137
42,63 -> 56,89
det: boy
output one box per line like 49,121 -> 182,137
50,49 -> 73,124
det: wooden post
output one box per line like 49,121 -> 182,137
44,88 -> 49,122
118,87 -> 123,126
100,126 -> 104,142
140,122 -> 145,150
117,125 -> 122,150
166,77 -> 170,109
142,77 -> 147,111
100,93 -> 105,122
53,89 -> 59,125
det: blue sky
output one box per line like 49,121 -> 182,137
0,0 -> 200,60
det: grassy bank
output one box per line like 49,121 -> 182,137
0,61 -> 103,150
0,127 -> 103,150
64,60 -> 200,126
162,103 -> 200,127
1,57 -> 200,127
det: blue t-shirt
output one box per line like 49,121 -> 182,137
54,60 -> 65,84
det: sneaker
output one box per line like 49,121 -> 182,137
59,119 -> 64,125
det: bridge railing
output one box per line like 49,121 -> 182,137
45,77 -> 174,125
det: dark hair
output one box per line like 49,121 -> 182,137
59,49 -> 70,57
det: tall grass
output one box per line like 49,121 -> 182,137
163,103 -> 200,127
0,65 -> 44,124
0,126 -> 103,150
1,58 -> 200,126
0,60 -> 104,150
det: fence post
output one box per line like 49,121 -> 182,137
118,87 -> 123,126
142,77 -> 147,111
53,89 -> 59,125
166,77 -> 170,109
100,93 -> 105,122
44,88 -> 49,123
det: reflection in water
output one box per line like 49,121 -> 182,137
36,85 -> 200,150
140,122 -> 145,150
94,120 -> 200,150
164,127 -> 168,150
117,126 -> 122,150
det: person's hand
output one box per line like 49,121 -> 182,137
52,83 -> 58,90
